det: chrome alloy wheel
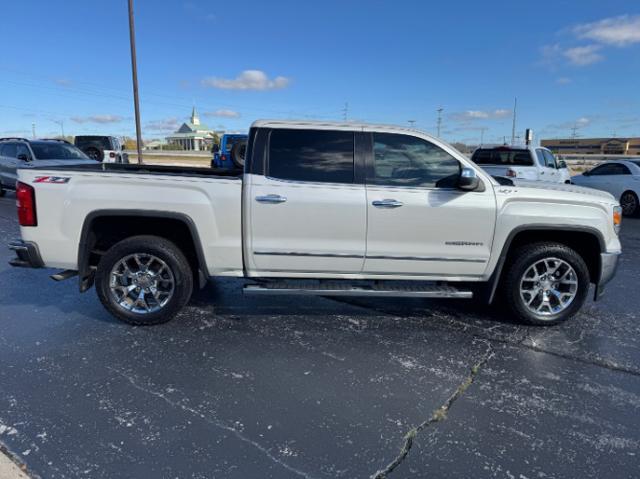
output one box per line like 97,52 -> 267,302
519,257 -> 578,317
109,253 -> 175,314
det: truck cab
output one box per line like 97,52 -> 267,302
471,145 -> 571,184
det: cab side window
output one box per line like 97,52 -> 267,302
370,133 -> 460,188
542,150 -> 557,169
535,149 -> 546,167
2,143 -> 17,158
268,129 -> 354,184
16,144 -> 31,159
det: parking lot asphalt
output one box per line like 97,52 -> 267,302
0,192 -> 639,479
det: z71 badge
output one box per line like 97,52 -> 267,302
34,176 -> 71,184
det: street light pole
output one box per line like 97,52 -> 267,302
127,0 -> 143,164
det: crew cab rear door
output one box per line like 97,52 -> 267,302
363,132 -> 496,277
245,128 -> 366,274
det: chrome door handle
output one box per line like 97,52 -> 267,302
372,199 -> 404,208
256,194 -> 287,204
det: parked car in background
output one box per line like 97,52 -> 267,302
9,120 -> 621,328
471,145 -> 571,184
572,160 -> 640,216
0,138 -> 95,196
74,136 -> 128,163
211,134 -> 248,169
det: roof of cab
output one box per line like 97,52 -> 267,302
250,119 -> 437,138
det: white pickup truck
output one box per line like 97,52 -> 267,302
9,120 -> 622,326
471,145 -> 572,184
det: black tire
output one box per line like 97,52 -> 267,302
95,235 -> 193,325
503,242 -> 590,326
86,147 -> 103,162
620,190 -> 639,217
230,140 -> 247,168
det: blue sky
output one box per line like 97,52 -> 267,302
1,0 -> 639,144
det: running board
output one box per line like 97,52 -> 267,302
243,281 -> 473,299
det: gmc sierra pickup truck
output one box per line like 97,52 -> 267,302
9,120 -> 622,326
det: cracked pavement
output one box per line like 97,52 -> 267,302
0,192 -> 639,478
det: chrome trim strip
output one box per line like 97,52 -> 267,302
366,255 -> 486,263
254,251 -> 486,263
254,251 -> 364,259
250,268 -> 483,278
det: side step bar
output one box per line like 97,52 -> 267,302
244,282 -> 472,299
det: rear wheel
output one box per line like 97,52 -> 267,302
95,235 -> 193,325
620,190 -> 639,217
86,147 -> 103,161
503,242 -> 590,326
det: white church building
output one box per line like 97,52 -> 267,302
165,107 -> 215,151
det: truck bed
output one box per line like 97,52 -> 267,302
22,161 -> 243,179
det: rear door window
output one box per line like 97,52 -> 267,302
471,149 -> 533,166
268,129 -> 354,184
542,150 -> 557,168
535,149 -> 546,167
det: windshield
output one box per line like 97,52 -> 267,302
31,143 -> 90,160
471,149 -> 534,166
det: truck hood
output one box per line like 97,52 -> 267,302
505,179 -> 617,205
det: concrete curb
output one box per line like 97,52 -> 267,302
0,449 -> 30,479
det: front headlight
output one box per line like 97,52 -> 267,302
613,205 -> 622,235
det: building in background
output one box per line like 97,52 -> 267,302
541,137 -> 640,155
165,107 -> 215,151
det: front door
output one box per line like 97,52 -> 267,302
363,132 -> 496,277
248,128 -> 367,274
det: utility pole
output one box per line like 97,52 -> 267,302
51,119 -> 64,138
436,107 -> 443,137
128,0 -> 143,164
570,124 -> 579,139
510,97 -> 517,145
408,120 -> 416,128
480,127 -> 487,147
342,102 -> 349,121
32,123 -> 36,139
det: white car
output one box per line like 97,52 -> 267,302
572,160 -> 640,216
471,145 -> 572,184
9,120 -> 621,327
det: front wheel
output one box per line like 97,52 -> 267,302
503,242 -> 590,326
620,191 -> 639,217
95,235 -> 193,325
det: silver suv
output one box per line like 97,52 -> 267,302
0,138 -> 94,196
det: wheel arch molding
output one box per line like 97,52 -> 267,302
77,209 -> 208,292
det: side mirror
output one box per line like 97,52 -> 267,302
212,144 -> 220,153
458,167 -> 481,191
557,160 -> 567,169
17,153 -> 30,161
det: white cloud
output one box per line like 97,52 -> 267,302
204,109 -> 240,118
573,14 -> 640,47
202,70 -> 290,91
563,44 -> 603,66
556,77 -> 572,84
452,109 -> 511,122
145,117 -> 180,132
71,115 -> 123,124
53,78 -> 72,87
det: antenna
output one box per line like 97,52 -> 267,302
510,97 -> 517,145
436,107 -> 443,137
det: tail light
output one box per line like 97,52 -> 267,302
109,152 -> 116,159
506,168 -> 517,178
16,181 -> 37,227
220,154 -> 227,162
